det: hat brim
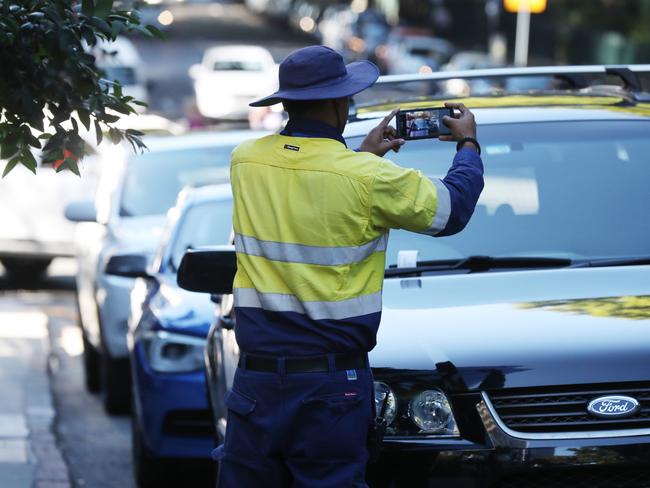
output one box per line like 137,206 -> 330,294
249,60 -> 380,107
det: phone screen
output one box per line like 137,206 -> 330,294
396,107 -> 453,140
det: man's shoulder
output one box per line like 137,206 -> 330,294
232,134 -> 277,161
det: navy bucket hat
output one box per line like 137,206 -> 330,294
249,45 -> 380,107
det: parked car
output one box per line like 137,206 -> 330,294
383,31 -> 454,75
0,114 -> 182,282
66,130 -> 265,414
92,37 -> 149,111
189,45 -> 278,120
114,184 -> 233,487
179,66 -> 650,486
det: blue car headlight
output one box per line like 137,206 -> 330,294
143,331 -> 206,373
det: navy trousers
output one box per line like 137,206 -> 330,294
214,362 -> 374,488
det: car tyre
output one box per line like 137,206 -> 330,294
1,257 -> 52,282
101,351 -> 131,415
131,407 -> 166,488
82,334 -> 101,393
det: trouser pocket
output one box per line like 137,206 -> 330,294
298,389 -> 371,460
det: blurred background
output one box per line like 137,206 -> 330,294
128,0 -> 650,124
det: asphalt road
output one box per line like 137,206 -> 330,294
0,259 -> 214,488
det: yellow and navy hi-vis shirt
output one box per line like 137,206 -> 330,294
230,119 -> 483,356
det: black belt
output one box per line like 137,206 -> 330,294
238,352 -> 368,374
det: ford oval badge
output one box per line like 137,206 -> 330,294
587,396 -> 640,419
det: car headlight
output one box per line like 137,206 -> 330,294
373,381 -> 397,425
143,330 -> 205,373
409,388 -> 459,435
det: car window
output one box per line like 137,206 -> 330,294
213,60 -> 264,71
169,199 -> 233,272
101,66 -> 136,86
120,146 -> 232,217
349,120 -> 650,265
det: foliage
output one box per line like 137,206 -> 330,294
0,0 -> 164,176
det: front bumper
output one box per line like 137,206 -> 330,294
0,238 -> 73,259
367,394 -> 650,488
131,343 -> 214,459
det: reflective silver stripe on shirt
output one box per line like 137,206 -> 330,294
233,288 -> 382,320
420,178 -> 451,236
234,233 -> 388,266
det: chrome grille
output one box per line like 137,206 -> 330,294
487,382 -> 650,433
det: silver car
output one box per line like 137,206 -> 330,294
66,130 -> 265,414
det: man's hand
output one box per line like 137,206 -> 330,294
440,103 -> 478,150
359,108 -> 405,157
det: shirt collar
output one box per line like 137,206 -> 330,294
280,118 -> 347,147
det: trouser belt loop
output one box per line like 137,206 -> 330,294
278,356 -> 286,376
327,354 -> 336,374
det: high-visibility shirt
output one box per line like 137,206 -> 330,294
230,119 -> 483,356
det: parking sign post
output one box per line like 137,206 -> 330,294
504,0 -> 547,66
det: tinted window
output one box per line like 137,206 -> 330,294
169,199 -> 233,271
120,146 -> 232,217
350,120 -> 650,265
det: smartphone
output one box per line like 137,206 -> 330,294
395,107 -> 453,140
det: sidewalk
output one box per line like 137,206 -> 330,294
0,293 -> 71,488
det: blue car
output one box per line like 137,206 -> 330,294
122,184 -> 233,487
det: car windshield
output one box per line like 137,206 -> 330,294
169,199 -> 233,271
120,146 -> 232,217
349,120 -> 650,266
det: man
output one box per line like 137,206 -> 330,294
216,46 -> 483,487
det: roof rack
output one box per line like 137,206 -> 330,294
350,64 -> 650,117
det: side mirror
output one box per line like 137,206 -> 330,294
64,199 -> 97,223
104,253 -> 149,278
177,246 -> 236,295
188,64 -> 202,79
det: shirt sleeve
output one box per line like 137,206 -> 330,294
369,148 -> 484,236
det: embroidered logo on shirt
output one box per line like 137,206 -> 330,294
284,144 -> 300,152
346,369 -> 357,381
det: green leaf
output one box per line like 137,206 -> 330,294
38,133 -> 52,140
134,23 -> 153,37
26,133 -> 41,148
62,158 -> 81,176
94,0 -> 113,19
131,100 -> 149,107
89,16 -> 111,35
0,140 -> 19,160
112,81 -> 122,98
81,0 -> 94,17
110,20 -> 123,38
78,109 -> 91,131
108,127 -> 121,144
2,157 -> 21,177
94,120 -> 103,146
21,150 -> 37,174
145,25 -> 166,40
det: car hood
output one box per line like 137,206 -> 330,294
371,266 -> 650,391
150,274 -> 215,338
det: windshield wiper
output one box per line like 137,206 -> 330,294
571,256 -> 650,268
384,255 -> 573,277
